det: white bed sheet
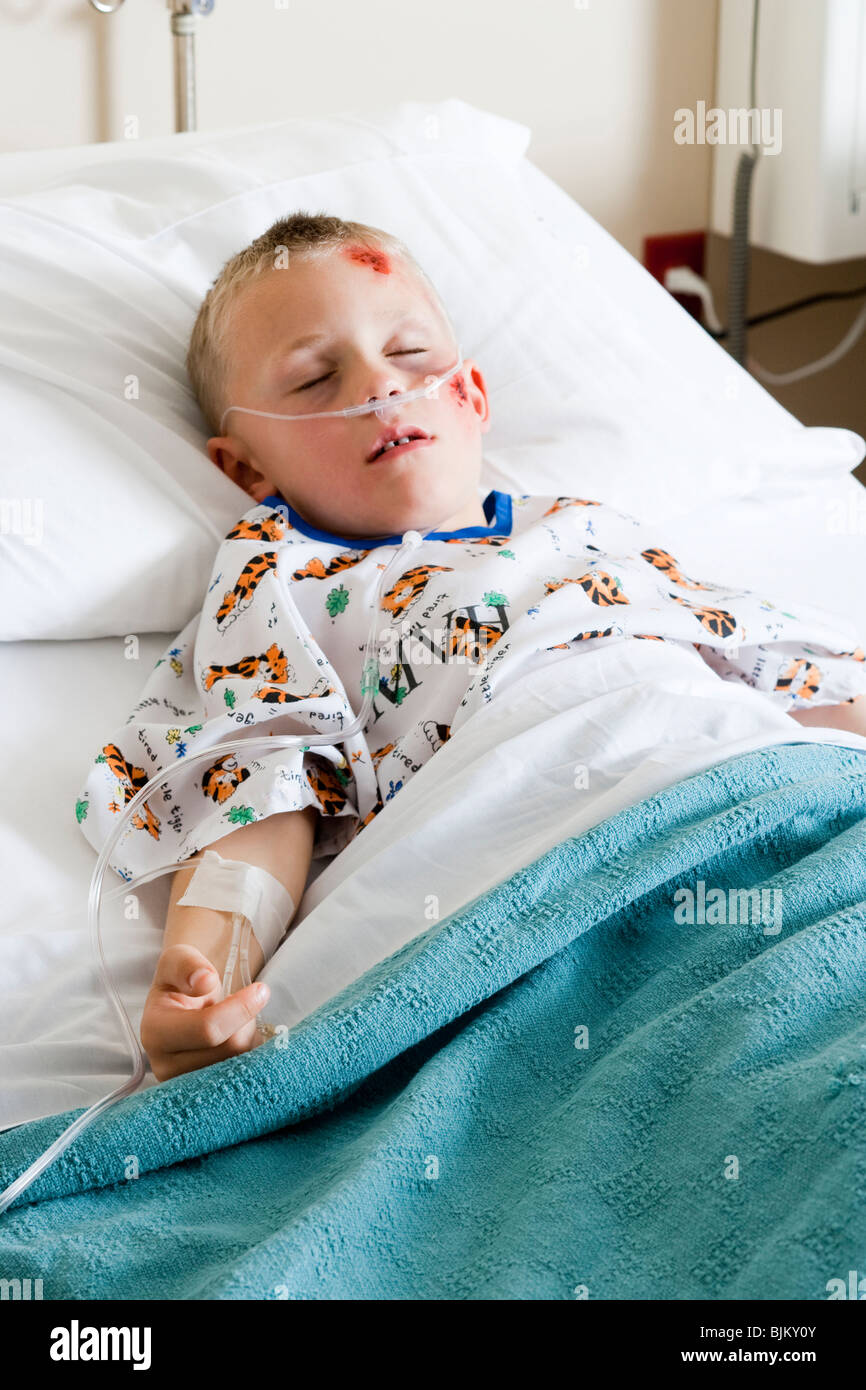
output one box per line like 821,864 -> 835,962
3,478 -> 866,1133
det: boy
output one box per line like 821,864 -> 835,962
77,211 -> 866,1082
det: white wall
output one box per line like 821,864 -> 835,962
0,0 -> 719,260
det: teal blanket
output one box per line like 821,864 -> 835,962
2,740 -> 866,1300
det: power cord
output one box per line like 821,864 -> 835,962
663,266 -> 866,384
748,298 -> 866,385
663,266 -> 724,333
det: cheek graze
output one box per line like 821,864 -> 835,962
449,373 -> 468,407
343,244 -> 391,274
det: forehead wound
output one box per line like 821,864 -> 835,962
342,243 -> 392,274
341,244 -> 451,337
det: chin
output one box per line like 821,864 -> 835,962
364,463 -> 476,536
389,465 -> 457,503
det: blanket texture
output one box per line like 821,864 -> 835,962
1,740 -> 865,1300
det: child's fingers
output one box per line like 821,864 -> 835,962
157,981 -> 270,1054
151,1021 -> 266,1081
152,943 -> 220,999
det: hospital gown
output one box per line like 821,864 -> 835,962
75,489 -> 866,881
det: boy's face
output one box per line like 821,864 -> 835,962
207,246 -> 491,539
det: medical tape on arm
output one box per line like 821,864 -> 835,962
176,850 -> 295,963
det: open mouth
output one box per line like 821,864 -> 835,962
366,427 -> 432,463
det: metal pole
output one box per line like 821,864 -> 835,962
87,0 -> 214,136
170,8 -> 197,133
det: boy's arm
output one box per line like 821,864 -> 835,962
141,804 -> 317,1082
788,692 -> 866,736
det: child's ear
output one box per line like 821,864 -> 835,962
461,359 -> 491,432
207,439 -> 271,500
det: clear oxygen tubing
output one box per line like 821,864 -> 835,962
0,527 -> 424,1217
218,346 -> 464,435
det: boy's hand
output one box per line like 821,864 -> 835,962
788,692 -> 866,737
141,943 -> 270,1082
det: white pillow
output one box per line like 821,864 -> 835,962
0,97 -> 861,640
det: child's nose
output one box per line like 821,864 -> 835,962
351,352 -> 401,403
367,385 -> 402,408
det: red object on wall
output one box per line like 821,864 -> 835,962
643,231 -> 707,322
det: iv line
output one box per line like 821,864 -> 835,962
0,527 -> 423,1216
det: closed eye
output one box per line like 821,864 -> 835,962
296,373 -> 333,393
295,348 -> 429,392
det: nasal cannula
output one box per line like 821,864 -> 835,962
0,351 -> 468,1216
218,345 -> 464,434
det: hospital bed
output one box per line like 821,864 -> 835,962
1,99 -> 866,1300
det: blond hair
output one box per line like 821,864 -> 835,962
185,210 -> 456,438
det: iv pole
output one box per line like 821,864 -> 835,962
87,0 -> 215,134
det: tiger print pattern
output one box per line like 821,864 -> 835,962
547,627 -> 617,651
225,511 -> 289,543
775,658 -> 821,701
201,755 -> 250,803
307,760 -> 349,816
381,565 -> 454,621
579,572 -> 629,606
543,497 -> 601,515
421,721 -> 451,752
79,492 -> 866,885
216,552 -> 278,632
641,547 -> 711,591
544,573 -> 629,606
670,593 -> 738,638
547,629 -> 665,652
448,615 -> 504,663
202,642 -> 288,692
353,796 -> 384,836
252,684 -> 334,705
372,742 -> 395,770
292,551 -> 371,581
102,743 -> 161,840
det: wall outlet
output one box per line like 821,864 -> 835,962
642,230 -> 707,320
